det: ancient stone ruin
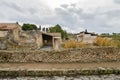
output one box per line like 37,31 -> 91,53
0,23 -> 61,50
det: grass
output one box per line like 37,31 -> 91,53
93,37 -> 117,47
62,40 -> 86,48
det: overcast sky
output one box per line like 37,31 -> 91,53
0,0 -> 120,33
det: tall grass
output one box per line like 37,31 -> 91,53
62,37 -> 118,49
93,37 -> 117,47
62,40 -> 86,48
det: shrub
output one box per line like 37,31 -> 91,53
113,40 -> 120,48
93,37 -> 117,47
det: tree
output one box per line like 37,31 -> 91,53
42,27 -> 45,32
46,28 -> 49,32
38,25 -> 41,30
49,24 -> 68,39
22,23 -> 37,31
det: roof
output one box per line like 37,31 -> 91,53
0,23 -> 21,31
79,31 -> 97,36
21,30 -> 61,37
42,32 -> 61,37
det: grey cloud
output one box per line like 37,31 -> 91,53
28,7 -> 38,15
0,0 -> 53,24
68,8 -> 82,15
102,9 -> 120,18
114,0 -> 120,4
55,4 -> 94,28
55,3 -> 120,33
55,8 -> 78,26
61,4 -> 83,14
71,4 -> 76,7
0,0 -> 50,16
80,13 -> 95,20
0,1 -> 23,12
83,9 -> 120,32
0,0 -> 120,33
55,5 -> 82,20
61,4 -> 69,9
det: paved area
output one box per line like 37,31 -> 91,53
40,46 -> 53,51
0,62 -> 120,70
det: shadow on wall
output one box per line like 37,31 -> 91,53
42,34 -> 53,46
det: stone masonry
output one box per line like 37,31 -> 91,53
0,47 -> 119,63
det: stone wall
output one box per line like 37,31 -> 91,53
0,47 -> 120,63
7,31 -> 42,50
0,31 -> 8,37
0,37 -> 7,50
1,75 -> 120,80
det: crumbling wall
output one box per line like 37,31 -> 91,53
0,38 -> 7,50
19,31 -> 42,49
0,47 -> 120,63
0,31 -> 8,37
0,31 -> 8,50
7,31 -> 42,49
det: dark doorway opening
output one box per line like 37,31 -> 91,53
42,34 -> 53,46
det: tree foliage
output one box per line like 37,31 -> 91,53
22,23 -> 37,31
42,27 -> 45,31
49,24 -> 68,39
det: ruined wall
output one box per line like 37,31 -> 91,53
84,34 -> 96,44
0,31 -> 8,37
0,37 -> 7,50
17,31 -> 43,49
36,33 -> 43,48
0,47 -> 120,63
0,31 -> 8,50
13,28 -> 20,41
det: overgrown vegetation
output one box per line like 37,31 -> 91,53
62,37 -> 118,48
22,23 -> 37,31
100,33 -> 120,48
93,37 -> 117,47
62,40 -> 86,48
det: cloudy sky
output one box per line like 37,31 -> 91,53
0,0 -> 120,33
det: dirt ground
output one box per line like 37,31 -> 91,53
0,62 -> 120,70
